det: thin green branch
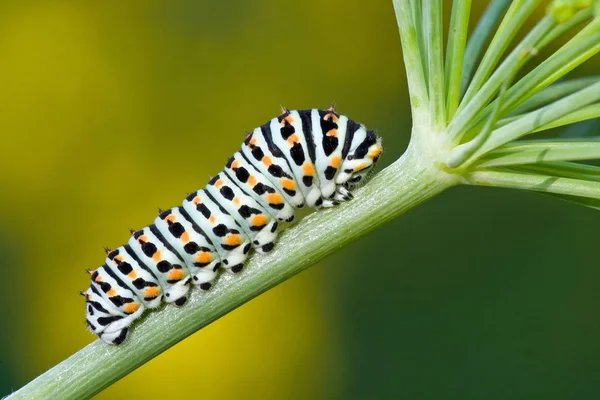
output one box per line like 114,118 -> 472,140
446,77 -> 511,168
533,16 -> 600,92
445,0 -> 471,119
466,169 -> 600,199
459,0 -> 542,109
447,14 -> 556,143
508,76 -> 600,116
394,0 -> 430,127
536,7 -> 594,50
460,0 -> 512,97
424,0 -> 446,129
469,80 -> 600,161
532,103 -> 600,132
511,161 -> 600,181
467,29 -> 600,133
411,0 -> 428,85
5,145 -> 457,400
475,138 -> 600,168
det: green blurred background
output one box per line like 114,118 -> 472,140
0,1 -> 599,398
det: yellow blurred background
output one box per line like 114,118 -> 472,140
1,1 -> 599,399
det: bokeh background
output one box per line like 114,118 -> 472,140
0,1 -> 599,399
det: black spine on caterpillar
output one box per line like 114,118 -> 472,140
82,107 -> 383,344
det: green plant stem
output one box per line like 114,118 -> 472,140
5,142 -> 457,400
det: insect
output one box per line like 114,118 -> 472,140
82,107 -> 383,344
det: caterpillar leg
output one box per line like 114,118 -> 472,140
317,187 -> 354,209
333,186 -> 353,202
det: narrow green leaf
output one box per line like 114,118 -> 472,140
446,76 -> 512,168
459,0 -> 542,109
445,0 -> 471,119
470,80 -> 600,160
509,161 -> 600,182
467,169 -> 600,199
536,7 -> 594,50
532,103 -> 600,132
424,0 -> 446,129
447,14 -> 556,143
534,17 -> 600,92
508,76 -> 600,116
460,0 -> 512,97
475,138 -> 600,168
393,0 -> 430,126
470,23 -> 600,132
411,0 -> 428,85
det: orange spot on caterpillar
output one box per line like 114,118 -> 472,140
279,178 -> 295,190
354,162 -> 368,171
249,137 -> 257,146
326,129 -> 337,137
369,146 -> 382,159
124,303 -> 139,314
94,275 -> 103,282
128,271 -> 137,279
233,197 -> 241,206
231,159 -> 240,169
144,287 -> 160,298
214,179 -> 224,188
265,193 -> 282,204
330,155 -> 342,168
180,231 -> 190,243
248,175 -> 257,186
209,216 -> 217,224
250,215 -> 268,227
287,134 -> 299,145
324,112 -> 338,122
302,162 -> 315,175
152,250 -> 162,262
223,234 -> 241,246
114,255 -> 124,262
138,235 -> 149,243
282,115 -> 294,125
165,214 -> 176,223
196,252 -> 212,263
262,156 -> 272,166
168,269 -> 184,281
192,196 -> 201,205
107,288 -> 116,297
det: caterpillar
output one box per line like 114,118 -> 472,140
82,107 -> 383,344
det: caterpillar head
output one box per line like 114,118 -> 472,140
338,130 -> 383,189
